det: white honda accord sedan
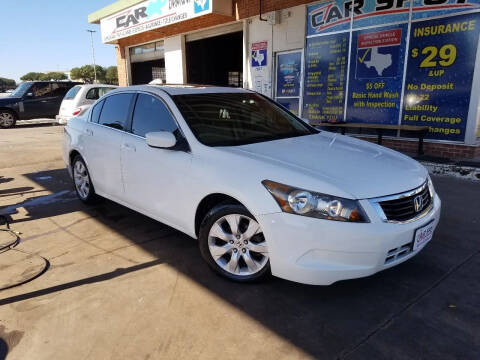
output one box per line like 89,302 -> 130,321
63,85 -> 441,285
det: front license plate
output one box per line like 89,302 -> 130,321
413,221 -> 435,251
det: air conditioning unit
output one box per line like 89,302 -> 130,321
267,11 -> 281,25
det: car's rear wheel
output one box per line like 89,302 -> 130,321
72,155 -> 98,204
199,203 -> 270,282
0,110 -> 16,128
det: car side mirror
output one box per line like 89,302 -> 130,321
146,131 -> 177,149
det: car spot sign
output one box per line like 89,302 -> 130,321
251,41 -> 268,67
100,0 -> 213,43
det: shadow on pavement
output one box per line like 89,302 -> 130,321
1,169 -> 479,359
0,187 -> 34,196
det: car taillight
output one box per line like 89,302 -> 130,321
72,108 -> 82,116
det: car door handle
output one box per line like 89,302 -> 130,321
41,100 -> 48,103
85,128 -> 93,136
122,143 -> 136,152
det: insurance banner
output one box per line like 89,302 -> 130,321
401,12 -> 480,141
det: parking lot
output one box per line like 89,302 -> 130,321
0,125 -> 479,359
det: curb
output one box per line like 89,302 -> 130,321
421,161 -> 480,182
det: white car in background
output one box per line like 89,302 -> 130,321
63,85 -> 441,285
56,84 -> 117,124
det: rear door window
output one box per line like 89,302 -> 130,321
98,93 -> 134,130
131,94 -> 177,137
90,99 -> 105,123
31,83 -> 53,98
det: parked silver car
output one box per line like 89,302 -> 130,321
56,84 -> 117,124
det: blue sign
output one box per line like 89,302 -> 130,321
353,0 -> 409,29
276,52 -> 302,97
278,98 -> 300,116
307,0 -> 480,36
194,0 -> 209,13
346,24 -> 408,124
307,1 -> 351,36
303,33 -> 349,123
252,49 -> 267,67
401,12 -> 480,141
412,0 -> 480,20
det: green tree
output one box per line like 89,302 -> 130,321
20,72 -> 45,81
40,72 -> 67,81
105,66 -> 118,85
70,65 -> 106,83
0,77 -> 16,89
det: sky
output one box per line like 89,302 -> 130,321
0,0 -> 118,82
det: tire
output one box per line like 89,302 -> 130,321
72,155 -> 98,204
0,110 -> 17,128
199,203 -> 271,282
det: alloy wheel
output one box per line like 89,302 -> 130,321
208,214 -> 269,276
0,112 -> 15,128
73,160 -> 90,200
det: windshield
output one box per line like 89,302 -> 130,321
172,93 -> 317,146
10,83 -> 31,97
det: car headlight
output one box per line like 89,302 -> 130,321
427,175 -> 435,198
262,180 -> 369,222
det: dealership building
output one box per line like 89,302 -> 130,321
89,0 -> 480,159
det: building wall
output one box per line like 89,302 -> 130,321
164,35 -> 186,84
245,5 -> 306,98
115,13 -> 237,86
115,45 -> 128,86
108,0 -> 480,158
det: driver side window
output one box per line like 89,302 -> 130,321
131,94 -> 177,137
98,93 -> 134,131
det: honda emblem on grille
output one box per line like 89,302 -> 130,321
414,195 -> 423,212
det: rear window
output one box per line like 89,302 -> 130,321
64,86 -> 81,100
85,87 -> 116,100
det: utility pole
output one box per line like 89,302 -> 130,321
87,30 -> 97,83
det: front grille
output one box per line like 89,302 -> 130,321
379,183 -> 432,222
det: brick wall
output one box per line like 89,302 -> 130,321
357,136 -> 480,159
233,0 -> 323,19
115,45 -> 128,86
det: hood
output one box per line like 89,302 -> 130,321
0,96 -> 21,105
224,132 -> 427,199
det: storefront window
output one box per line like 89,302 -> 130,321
275,51 -> 303,116
302,1 -> 480,143
129,41 -> 163,56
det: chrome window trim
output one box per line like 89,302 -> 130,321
369,180 -> 434,224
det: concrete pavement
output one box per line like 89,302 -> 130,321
0,125 -> 479,359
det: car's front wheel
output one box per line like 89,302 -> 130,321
0,110 -> 16,128
199,203 -> 270,282
72,155 -> 98,204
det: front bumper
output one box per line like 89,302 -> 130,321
256,193 -> 441,285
